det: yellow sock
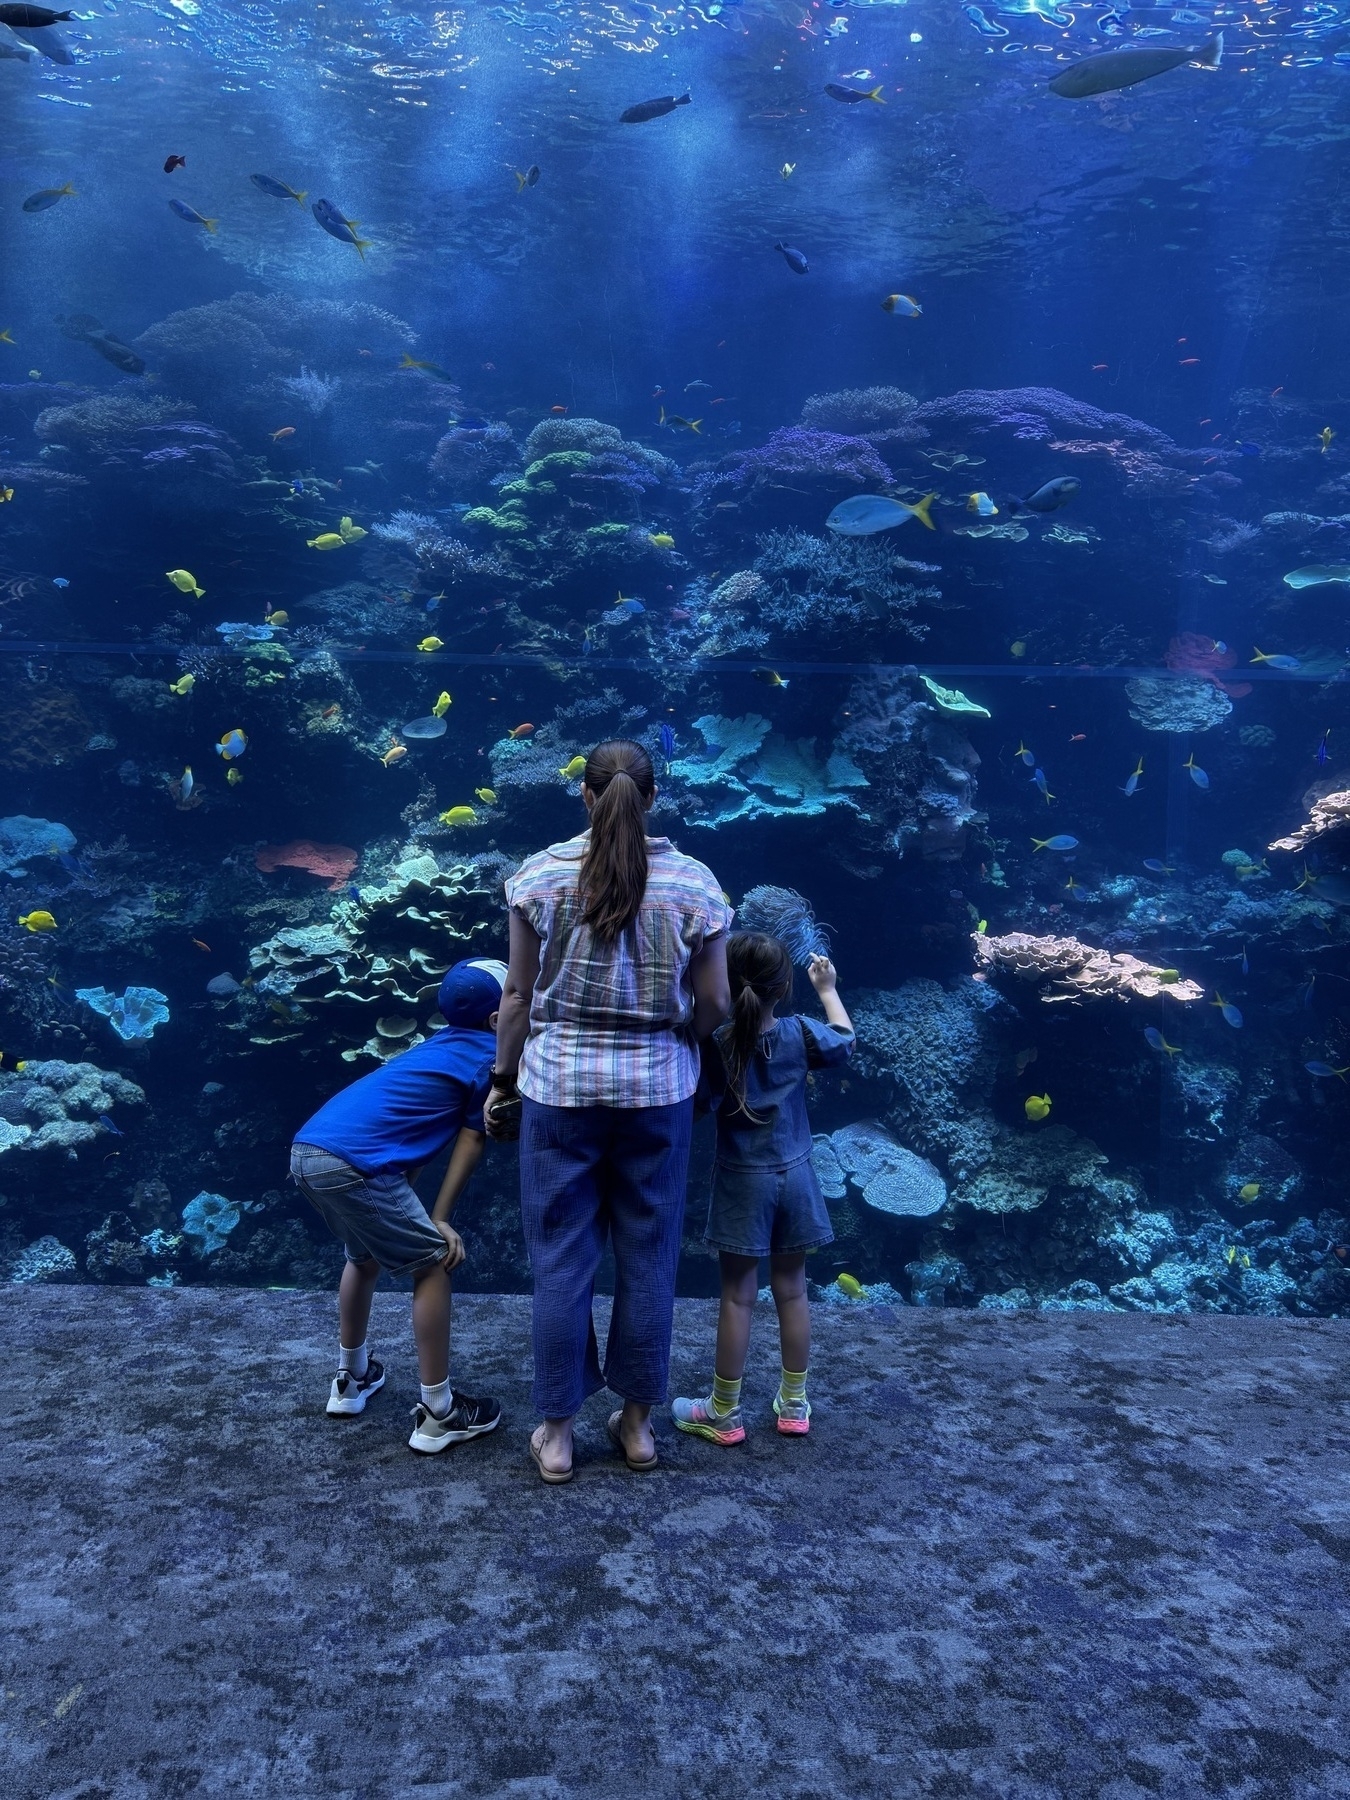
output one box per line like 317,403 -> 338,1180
710,1372 -> 741,1417
778,1367 -> 807,1407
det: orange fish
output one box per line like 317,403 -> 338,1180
508,723 -> 535,740
1091,363 -> 1107,371
1069,733 -> 1086,742
550,405 -> 567,415
382,744 -> 407,767
321,703 -> 341,719
270,425 -> 296,441
192,938 -> 211,952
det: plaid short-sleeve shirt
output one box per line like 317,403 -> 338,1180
505,831 -> 732,1109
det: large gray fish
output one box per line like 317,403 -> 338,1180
9,20 -> 72,61
56,312 -> 146,375
620,92 -> 690,124
1006,476 -> 1079,515
1048,33 -> 1221,96
0,20 -> 34,55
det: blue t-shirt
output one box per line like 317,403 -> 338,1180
703,1013 -> 854,1170
295,1026 -> 494,1176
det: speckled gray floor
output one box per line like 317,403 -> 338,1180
1,1289 -> 1347,1800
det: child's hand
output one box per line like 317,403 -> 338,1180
435,1221 -> 465,1271
807,954 -> 838,994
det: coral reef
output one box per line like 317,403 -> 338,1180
255,840 -> 359,890
799,387 -> 917,441
1125,675 -> 1232,734
973,932 -> 1205,1005
692,428 -> 893,530
0,816 -> 75,878
76,986 -> 171,1041
749,530 -> 937,643
0,1059 -> 145,1158
1268,787 -> 1350,852
735,886 -> 829,964
834,671 -> 982,861
823,1121 -> 948,1217
1164,633 -> 1252,700
665,716 -> 867,829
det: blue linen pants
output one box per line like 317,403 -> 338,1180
519,1096 -> 693,1418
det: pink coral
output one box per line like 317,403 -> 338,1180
255,840 -> 358,890
1165,633 -> 1252,701
973,931 -> 1203,1005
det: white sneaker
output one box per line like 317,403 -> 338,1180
408,1390 -> 502,1453
326,1358 -> 386,1416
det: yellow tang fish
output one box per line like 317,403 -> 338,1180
432,691 -> 452,717
264,609 -> 289,627
166,568 -> 205,598
338,516 -> 367,543
836,1273 -> 864,1299
753,668 -> 789,689
649,533 -> 675,550
416,636 -> 444,653
1238,1183 -> 1260,1203
307,533 -> 346,551
169,674 -> 195,696
0,487 -> 13,504
439,805 -> 477,827
474,787 -> 497,805
1024,1093 -> 1052,1121
558,755 -> 586,780
17,910 -> 57,933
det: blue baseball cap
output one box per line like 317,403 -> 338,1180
436,958 -> 507,1028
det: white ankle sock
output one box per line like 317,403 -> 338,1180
339,1341 -> 369,1380
420,1378 -> 452,1418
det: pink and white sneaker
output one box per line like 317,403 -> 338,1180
773,1394 -> 811,1435
672,1395 -> 746,1445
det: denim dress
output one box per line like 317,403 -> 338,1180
701,1014 -> 854,1257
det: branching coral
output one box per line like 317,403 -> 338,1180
799,387 -> 917,441
135,291 -> 415,390
280,366 -> 341,415
34,392 -> 194,446
692,428 -> 892,515
904,386 -> 1187,454
834,672 -> 981,861
749,530 -> 937,642
1268,788 -> 1350,852
736,885 -> 829,963
665,715 -> 866,828
429,423 -> 520,497
973,931 -> 1204,1004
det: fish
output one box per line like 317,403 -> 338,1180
1068,734 -> 1086,744
1031,835 -> 1078,851
508,722 -> 535,738
659,407 -> 702,434
514,165 -> 541,191
1121,757 -> 1144,797
881,294 -> 922,317
251,173 -> 307,205
338,516 -> 367,543
0,24 -> 34,58
52,576 -> 68,588
1064,876 -> 1083,895
619,93 -> 691,124
474,787 -> 497,804
0,488 -> 12,504
1144,1027 -> 1182,1056
23,184 -> 76,213
1240,946 -> 1250,975
559,755 -> 587,780
550,404 -> 568,415
612,595 -> 646,617
773,242 -> 809,275
826,492 -> 937,536
1006,477 -> 1079,516
399,351 -> 457,383
381,744 -> 407,767
166,569 -> 205,598
215,728 -> 247,761
1316,729 -> 1331,767
1238,1183 -> 1260,1203
17,910 -> 56,932
1032,767 -> 1053,802
967,492 -> 998,517
0,1049 -> 28,1072
649,532 -> 675,549
780,162 -> 796,178
168,674 -> 195,696
416,636 -> 444,652
1320,427 -> 1334,454
225,767 -> 242,786
163,155 -> 186,174
311,198 -> 371,258
55,313 -> 146,375
169,198 -> 218,233
1015,742 -> 1035,766
824,81 -> 885,102
659,723 -> 676,757
754,669 -> 789,689
172,766 -> 194,805
264,609 -> 289,627
1235,440 -> 1262,457
1048,33 -> 1222,97
1210,994 -> 1243,1028
308,533 -> 346,550
432,692 -> 452,717
835,1273 -> 865,1298
0,3 -> 72,19
269,426 -> 296,441
0,329 -> 12,343
1250,647 -> 1300,670
1305,1060 -> 1350,1080
439,806 -> 477,827
1024,1093 -> 1052,1121
1142,859 -> 1172,873
1183,753 -> 1209,790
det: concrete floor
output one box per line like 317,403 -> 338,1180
1,1288 -> 1347,1800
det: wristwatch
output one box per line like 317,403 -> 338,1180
488,1067 -> 519,1092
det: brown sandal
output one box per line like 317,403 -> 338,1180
607,1409 -> 658,1472
529,1427 -> 574,1485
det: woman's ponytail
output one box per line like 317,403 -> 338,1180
721,932 -> 794,1119
579,738 -> 655,940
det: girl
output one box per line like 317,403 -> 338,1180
674,932 -> 853,1444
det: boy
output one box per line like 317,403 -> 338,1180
290,958 -> 506,1454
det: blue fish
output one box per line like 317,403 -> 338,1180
613,596 -> 646,617
52,576 -> 68,588
1241,945 -> 1249,975
1211,995 -> 1243,1029
659,723 -> 676,757
774,241 -> 809,275
1235,440 -> 1262,457
1316,729 -> 1331,766
1183,753 -> 1209,790
290,478 -> 305,496
97,1113 -> 124,1136
1142,858 -> 1173,874
1032,767 -> 1053,801
312,197 -> 371,259
168,198 -> 218,233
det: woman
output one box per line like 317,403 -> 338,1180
485,738 -> 731,1483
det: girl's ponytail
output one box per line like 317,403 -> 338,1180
579,738 -> 655,940
721,931 -> 794,1119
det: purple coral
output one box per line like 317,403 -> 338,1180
693,428 -> 892,511
905,387 -> 1184,454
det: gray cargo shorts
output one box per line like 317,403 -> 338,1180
290,1143 -> 448,1278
